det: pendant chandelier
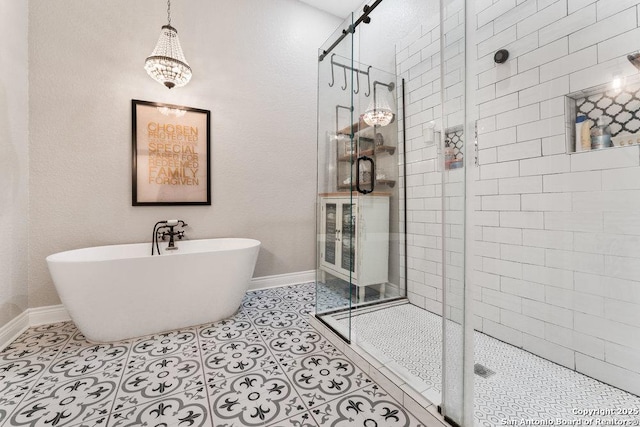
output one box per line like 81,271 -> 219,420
144,0 -> 192,89
363,98 -> 394,127
363,81 -> 395,127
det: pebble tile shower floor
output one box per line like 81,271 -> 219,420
0,283 -> 428,427
340,304 -> 640,427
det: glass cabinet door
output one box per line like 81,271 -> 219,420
324,202 -> 337,267
341,202 -> 356,273
320,199 -> 357,279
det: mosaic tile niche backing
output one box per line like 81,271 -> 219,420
445,128 -> 464,160
576,82 -> 640,136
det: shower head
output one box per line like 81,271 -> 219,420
627,53 -> 640,71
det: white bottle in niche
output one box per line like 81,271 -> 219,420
575,115 -> 586,153
581,119 -> 592,151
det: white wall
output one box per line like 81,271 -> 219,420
28,0 -> 341,308
0,0 -> 29,328
472,0 -> 640,396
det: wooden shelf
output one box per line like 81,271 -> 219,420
335,116 -> 396,193
338,153 -> 356,162
336,179 -> 396,190
319,191 -> 392,197
337,145 -> 396,162
357,146 -> 396,157
337,118 -> 371,135
375,145 -> 396,156
376,179 -> 396,188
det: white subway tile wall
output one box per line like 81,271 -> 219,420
396,0 -> 466,324
397,19 -> 442,312
473,0 -> 640,395
396,0 -> 640,396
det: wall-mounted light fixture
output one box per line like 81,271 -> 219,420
144,0 -> 192,89
423,121 -> 436,145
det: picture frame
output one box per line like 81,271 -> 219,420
132,99 -> 211,206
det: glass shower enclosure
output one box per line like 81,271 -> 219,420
314,1 -> 468,426
316,0 -> 640,426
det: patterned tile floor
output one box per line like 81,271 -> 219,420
331,303 -> 640,427
0,283 -> 429,427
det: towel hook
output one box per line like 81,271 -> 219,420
364,66 -> 372,97
341,66 -> 348,90
328,54 -> 336,87
354,71 -> 360,94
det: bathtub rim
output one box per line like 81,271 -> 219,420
46,237 -> 261,263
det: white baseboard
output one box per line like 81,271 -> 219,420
0,305 -> 71,352
0,311 -> 30,352
29,305 -> 70,326
0,270 -> 314,350
250,270 -> 315,291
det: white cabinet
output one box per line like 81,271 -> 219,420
319,194 -> 389,302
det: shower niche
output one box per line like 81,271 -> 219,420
566,75 -> 640,153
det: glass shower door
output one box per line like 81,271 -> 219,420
440,0 -> 468,424
315,11 -> 403,342
315,13 -> 356,342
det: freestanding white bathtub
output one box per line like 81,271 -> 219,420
46,238 -> 260,342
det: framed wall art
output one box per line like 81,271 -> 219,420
132,99 -> 211,205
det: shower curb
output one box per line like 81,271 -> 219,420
308,314 -> 449,427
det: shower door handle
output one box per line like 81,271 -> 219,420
356,156 -> 375,194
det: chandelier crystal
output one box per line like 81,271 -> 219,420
363,82 -> 395,127
144,0 -> 192,89
363,105 -> 394,127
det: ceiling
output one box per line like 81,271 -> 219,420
298,0 -> 366,19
